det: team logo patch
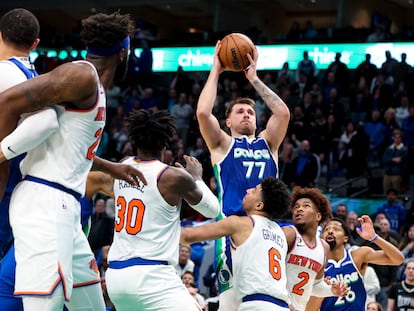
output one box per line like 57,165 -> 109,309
218,269 -> 230,284
89,259 -> 99,274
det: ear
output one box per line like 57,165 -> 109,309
30,38 -> 40,51
256,201 -> 264,211
225,118 -> 231,128
316,212 -> 322,223
343,235 -> 349,244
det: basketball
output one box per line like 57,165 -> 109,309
218,33 -> 254,72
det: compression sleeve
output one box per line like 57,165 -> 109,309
1,108 -> 59,160
311,278 -> 334,297
189,180 -> 220,219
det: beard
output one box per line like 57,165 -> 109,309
327,239 -> 337,250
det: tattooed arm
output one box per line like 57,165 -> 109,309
0,62 -> 98,199
244,49 -> 290,156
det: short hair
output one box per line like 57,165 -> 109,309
290,187 -> 332,224
80,11 -> 135,50
0,8 -> 39,50
328,217 -> 351,238
225,97 -> 255,118
260,177 -> 290,219
126,109 -> 176,156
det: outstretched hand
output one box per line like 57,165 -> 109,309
213,40 -> 225,74
330,280 -> 349,297
175,155 -> 203,180
244,46 -> 258,81
355,215 -> 376,241
115,163 -> 148,187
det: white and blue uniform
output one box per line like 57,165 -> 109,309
320,248 -> 366,311
231,215 -> 289,311
9,60 -> 106,301
0,57 -> 38,311
214,136 -> 277,293
106,158 -> 202,311
286,226 -> 326,311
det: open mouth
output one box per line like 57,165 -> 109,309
294,214 -> 303,220
325,235 -> 335,242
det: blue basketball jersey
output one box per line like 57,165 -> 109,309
214,136 -> 277,216
321,248 -> 366,311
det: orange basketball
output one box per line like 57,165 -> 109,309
218,33 -> 254,72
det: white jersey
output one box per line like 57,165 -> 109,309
0,57 -> 33,91
109,158 -> 182,266
20,60 -> 106,195
231,215 -> 289,303
286,226 -> 326,310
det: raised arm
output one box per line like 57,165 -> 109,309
244,49 -> 290,156
196,41 -> 231,157
355,215 -> 404,266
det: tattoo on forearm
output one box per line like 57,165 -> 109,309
253,80 -> 278,104
21,85 -> 42,110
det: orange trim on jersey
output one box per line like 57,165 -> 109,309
14,263 -> 70,301
73,278 -> 101,288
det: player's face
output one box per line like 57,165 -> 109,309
322,220 -> 347,249
242,184 -> 262,213
291,198 -> 321,227
227,104 -> 256,136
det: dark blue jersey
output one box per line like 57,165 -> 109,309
321,248 -> 366,311
214,136 -> 277,217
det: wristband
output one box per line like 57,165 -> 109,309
368,233 -> 378,243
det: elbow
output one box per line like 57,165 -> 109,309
196,107 -> 211,120
201,202 -> 220,219
281,106 -> 291,119
393,252 -> 405,266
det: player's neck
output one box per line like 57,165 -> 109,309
0,45 -> 29,60
136,150 -> 162,161
231,132 -> 254,139
330,246 -> 346,261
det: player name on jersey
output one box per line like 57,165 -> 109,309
262,228 -> 285,248
117,180 -> 145,193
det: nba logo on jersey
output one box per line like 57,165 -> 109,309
218,269 -> 230,284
